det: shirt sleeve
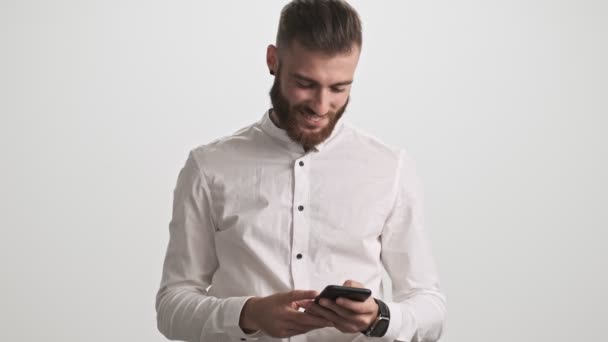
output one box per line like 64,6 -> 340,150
379,150 -> 448,342
155,151 -> 260,342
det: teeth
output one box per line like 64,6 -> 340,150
299,111 -> 323,123
304,114 -> 322,122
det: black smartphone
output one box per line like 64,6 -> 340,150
314,285 -> 372,304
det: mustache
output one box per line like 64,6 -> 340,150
296,105 -> 334,117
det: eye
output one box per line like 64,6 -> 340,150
331,87 -> 346,93
296,81 -> 315,89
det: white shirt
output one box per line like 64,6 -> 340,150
156,110 -> 447,342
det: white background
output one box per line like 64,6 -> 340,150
1,1 -> 606,341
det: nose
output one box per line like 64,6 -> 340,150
310,89 -> 331,116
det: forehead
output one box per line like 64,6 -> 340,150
280,41 -> 360,83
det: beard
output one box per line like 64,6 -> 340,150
269,73 -> 349,150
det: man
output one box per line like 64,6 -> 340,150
156,1 -> 447,341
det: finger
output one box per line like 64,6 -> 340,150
318,298 -> 359,319
342,279 -> 363,288
289,310 -> 334,328
334,321 -> 363,334
335,296 -> 375,314
302,308 -> 325,319
293,299 -> 315,309
305,302 -> 351,326
291,300 -> 322,317
299,301 -> 333,321
306,304 -> 362,333
285,290 -> 320,303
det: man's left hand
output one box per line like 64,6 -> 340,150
297,280 -> 379,334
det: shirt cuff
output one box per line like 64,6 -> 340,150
385,300 -> 417,342
222,296 -> 262,341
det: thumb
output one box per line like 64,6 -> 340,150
284,290 -> 319,303
343,279 -> 363,288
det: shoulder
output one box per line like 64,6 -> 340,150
339,122 -> 412,165
339,123 -> 425,204
188,121 -> 263,166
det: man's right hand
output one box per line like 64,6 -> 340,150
239,290 -> 334,338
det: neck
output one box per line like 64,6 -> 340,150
270,109 -> 311,152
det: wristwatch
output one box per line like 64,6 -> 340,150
362,298 -> 390,337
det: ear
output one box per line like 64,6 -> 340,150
266,44 -> 278,76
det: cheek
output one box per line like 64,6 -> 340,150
285,86 -> 314,105
329,93 -> 349,110
336,93 -> 350,106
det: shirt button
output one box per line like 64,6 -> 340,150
299,161 -> 304,167
296,253 -> 303,259
298,205 -> 304,211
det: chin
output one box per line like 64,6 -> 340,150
299,124 -> 324,132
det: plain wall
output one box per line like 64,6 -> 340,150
1,1 -> 606,341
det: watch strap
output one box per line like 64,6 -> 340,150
363,298 -> 390,337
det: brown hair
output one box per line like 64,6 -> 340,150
276,0 -> 362,55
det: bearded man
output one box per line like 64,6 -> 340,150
156,1 -> 447,341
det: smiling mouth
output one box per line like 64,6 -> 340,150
298,110 -> 326,128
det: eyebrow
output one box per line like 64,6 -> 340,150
290,72 -> 353,87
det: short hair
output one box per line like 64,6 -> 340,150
276,0 -> 362,55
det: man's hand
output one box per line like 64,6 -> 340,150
298,280 -> 379,334
239,290 -> 334,338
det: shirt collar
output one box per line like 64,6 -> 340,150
257,109 -> 344,153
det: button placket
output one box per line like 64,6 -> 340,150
291,156 -> 311,290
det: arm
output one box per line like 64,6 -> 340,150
380,150 -> 447,342
155,151 -> 332,341
155,151 -> 257,342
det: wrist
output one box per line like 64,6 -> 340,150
239,297 -> 261,333
366,300 -> 380,330
362,298 -> 391,337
